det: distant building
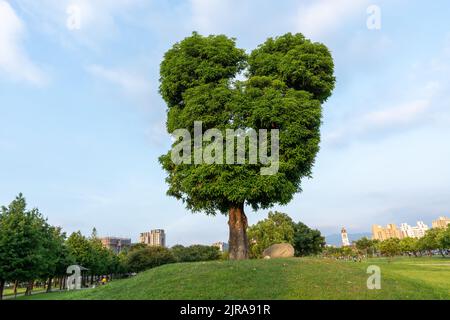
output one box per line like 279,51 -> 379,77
100,237 -> 131,254
212,242 -> 229,252
399,221 -> 429,239
432,216 -> 450,229
341,228 -> 350,247
374,220 -> 431,241
372,223 -> 402,241
140,229 -> 166,247
414,221 -> 429,238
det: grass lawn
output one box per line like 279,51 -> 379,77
19,257 -> 450,300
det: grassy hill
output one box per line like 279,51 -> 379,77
22,257 -> 450,300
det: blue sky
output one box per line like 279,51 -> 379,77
1,0 -> 450,245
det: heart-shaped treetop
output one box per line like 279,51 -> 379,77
159,32 -> 335,215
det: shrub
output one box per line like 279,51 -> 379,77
126,246 -> 175,272
171,245 -> 220,262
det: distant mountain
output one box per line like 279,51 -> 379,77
325,232 -> 371,247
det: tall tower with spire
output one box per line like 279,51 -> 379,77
341,227 -> 350,247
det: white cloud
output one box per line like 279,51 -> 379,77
15,0 -> 146,48
86,64 -> 150,99
324,32 -> 450,146
363,99 -> 430,127
0,0 -> 46,85
294,0 -> 370,39
325,92 -> 436,145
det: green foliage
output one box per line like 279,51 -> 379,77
126,246 -> 175,272
247,212 -> 295,258
42,227 -> 74,279
417,228 -> 444,255
159,32 -> 335,215
0,194 -> 50,283
440,225 -> 450,250
171,245 -> 221,262
421,228 -> 447,256
354,237 -> 378,256
379,238 -> 401,258
160,32 -> 247,108
66,231 -> 120,276
66,231 -> 95,269
248,33 -> 335,103
129,243 -> 147,252
292,222 -> 325,257
399,237 -> 419,256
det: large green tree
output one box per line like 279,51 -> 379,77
159,32 -> 335,259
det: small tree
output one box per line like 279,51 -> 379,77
418,228 -> 445,257
247,212 -> 295,258
379,238 -> 401,259
355,237 -> 377,257
399,237 -> 419,257
41,226 -> 72,293
439,225 -> 450,253
66,231 -> 95,269
0,194 -> 51,298
292,222 -> 325,257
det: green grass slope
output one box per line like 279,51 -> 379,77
23,257 -> 450,300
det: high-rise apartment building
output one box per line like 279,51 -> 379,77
399,221 -> 429,239
414,221 -> 429,238
140,229 -> 166,247
372,223 -> 402,241
432,216 -> 450,229
100,237 -> 131,254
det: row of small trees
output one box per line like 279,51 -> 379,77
323,226 -> 450,259
0,194 -> 122,300
247,211 -> 326,258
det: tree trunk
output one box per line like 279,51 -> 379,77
0,279 -> 5,300
46,277 -> 53,293
13,280 -> 18,298
62,276 -> 66,290
25,281 -> 33,296
228,205 -> 248,260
